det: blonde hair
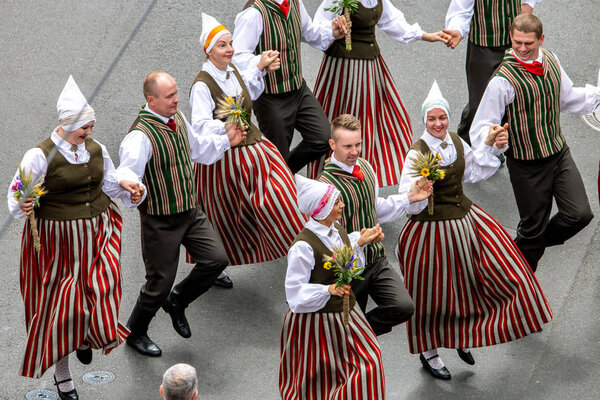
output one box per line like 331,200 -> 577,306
511,14 -> 543,39
331,114 -> 361,141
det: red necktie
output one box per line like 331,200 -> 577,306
167,118 -> 177,132
352,164 -> 364,181
279,0 -> 289,17
516,57 -> 544,76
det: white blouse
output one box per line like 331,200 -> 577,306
189,60 -> 266,137
398,130 -> 502,215
314,0 -> 425,44
7,129 -> 138,218
285,218 -> 365,313
233,0 -> 336,72
470,50 -> 600,152
445,0 -> 542,39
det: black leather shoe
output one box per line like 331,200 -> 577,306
76,345 -> 92,365
420,353 -> 451,380
214,274 -> 233,288
497,153 -> 506,165
457,349 -> 475,365
126,333 -> 162,357
162,295 -> 192,338
54,376 -> 79,400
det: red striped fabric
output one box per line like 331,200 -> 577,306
188,139 -> 306,266
19,202 -> 129,378
397,204 -> 552,354
308,54 -> 412,187
279,305 -> 385,399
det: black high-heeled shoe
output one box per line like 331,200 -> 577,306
76,345 -> 92,365
457,349 -> 475,365
54,375 -> 79,400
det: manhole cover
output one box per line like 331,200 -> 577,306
82,370 -> 115,385
581,104 -> 600,132
25,389 -> 58,400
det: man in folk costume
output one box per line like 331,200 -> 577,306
444,0 -> 542,146
114,71 -> 246,356
318,114 -> 432,336
470,14 -> 600,272
232,0 -> 347,174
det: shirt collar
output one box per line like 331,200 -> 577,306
144,104 -> 171,123
421,130 -> 452,151
330,152 -> 356,174
306,217 -> 339,236
203,60 -> 235,83
52,127 -> 85,151
509,48 -> 543,64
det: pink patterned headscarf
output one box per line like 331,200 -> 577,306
295,174 -> 341,220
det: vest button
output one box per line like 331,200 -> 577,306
370,43 -> 374,47
85,202 -> 90,207
456,203 -> 460,207
88,176 -> 92,180
83,164 -> 88,168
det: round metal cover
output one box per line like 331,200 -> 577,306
82,370 -> 115,385
580,104 -> 600,132
25,389 -> 59,400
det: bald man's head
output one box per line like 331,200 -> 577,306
144,72 -> 179,118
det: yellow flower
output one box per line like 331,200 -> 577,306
36,188 -> 44,196
421,168 -> 430,178
436,153 -> 442,160
351,267 -> 358,273
439,170 -> 446,180
226,97 -> 234,104
323,261 -> 332,270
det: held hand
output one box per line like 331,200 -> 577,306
120,180 -> 144,204
494,123 -> 509,149
20,197 -> 35,217
331,15 -> 347,39
422,31 -> 451,45
226,123 -> 248,146
357,224 -> 384,246
485,123 -> 507,147
328,283 -> 351,298
521,4 -> 534,14
258,50 -> 280,72
407,177 -> 433,203
442,29 -> 462,49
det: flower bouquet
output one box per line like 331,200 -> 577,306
323,245 -> 364,325
11,166 -> 47,251
215,94 -> 249,129
324,0 -> 360,51
407,151 -> 445,215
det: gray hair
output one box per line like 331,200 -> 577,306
162,363 -> 198,400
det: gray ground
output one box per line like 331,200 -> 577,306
0,0 -> 599,399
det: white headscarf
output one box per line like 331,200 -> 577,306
57,75 -> 95,132
421,80 -> 450,124
200,13 -> 231,54
295,174 -> 341,221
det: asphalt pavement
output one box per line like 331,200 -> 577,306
0,1 -> 599,399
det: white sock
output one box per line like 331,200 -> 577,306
460,348 -> 470,353
54,356 -> 75,392
78,342 -> 90,350
218,271 -> 228,279
422,349 -> 445,369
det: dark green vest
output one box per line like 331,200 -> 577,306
410,132 -> 472,221
320,158 -> 385,264
191,64 -> 262,146
325,0 -> 382,60
291,223 -> 356,313
35,137 -> 111,220
469,0 -> 520,47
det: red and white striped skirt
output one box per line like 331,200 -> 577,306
308,54 -> 413,187
279,305 -> 385,400
396,204 -> 553,354
19,202 -> 129,378
192,139 -> 307,266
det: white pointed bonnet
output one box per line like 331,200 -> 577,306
295,174 -> 341,221
57,75 -> 95,132
421,80 -> 450,124
200,13 -> 231,54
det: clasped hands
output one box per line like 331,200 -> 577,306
119,180 -> 145,204
485,123 -> 509,149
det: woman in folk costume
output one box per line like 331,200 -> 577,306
188,13 -> 307,279
7,76 -> 143,399
396,81 -> 553,380
306,0 -> 451,186
280,174 -> 385,399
